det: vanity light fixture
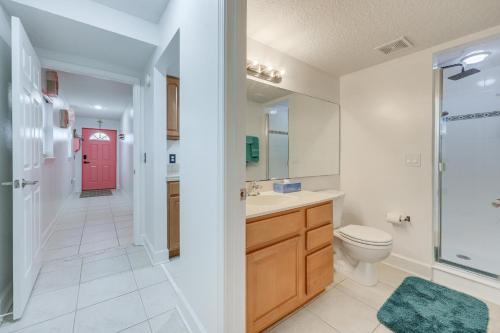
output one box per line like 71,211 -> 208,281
461,51 -> 490,65
246,60 -> 283,83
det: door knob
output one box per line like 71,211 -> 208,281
22,179 -> 38,188
84,161 -> 90,164
492,199 -> 500,208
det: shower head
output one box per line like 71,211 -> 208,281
441,63 -> 481,81
448,68 -> 480,81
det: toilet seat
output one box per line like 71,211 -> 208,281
337,225 -> 392,247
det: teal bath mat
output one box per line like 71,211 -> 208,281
377,277 -> 489,333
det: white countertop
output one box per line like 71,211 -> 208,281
246,190 -> 342,219
166,175 -> 179,182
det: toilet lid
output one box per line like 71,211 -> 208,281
338,225 -> 392,245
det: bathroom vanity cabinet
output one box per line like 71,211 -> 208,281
166,76 -> 180,140
167,181 -> 180,258
246,201 -> 334,333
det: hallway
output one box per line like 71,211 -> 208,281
0,192 -> 188,333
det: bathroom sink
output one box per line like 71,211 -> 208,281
246,194 -> 298,206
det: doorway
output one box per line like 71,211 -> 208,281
82,128 -> 117,191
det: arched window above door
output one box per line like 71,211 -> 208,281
89,132 -> 111,141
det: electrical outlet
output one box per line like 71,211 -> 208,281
169,154 -> 176,164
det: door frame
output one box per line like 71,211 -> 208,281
40,58 -> 145,246
81,127 -> 118,191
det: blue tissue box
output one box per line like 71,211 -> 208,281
273,180 -> 301,193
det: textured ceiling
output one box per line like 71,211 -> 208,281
58,71 -> 132,119
248,0 -> 500,76
90,0 -> 169,23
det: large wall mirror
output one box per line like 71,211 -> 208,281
246,79 -> 340,181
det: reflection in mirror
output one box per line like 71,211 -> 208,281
267,101 -> 289,179
246,79 -> 340,181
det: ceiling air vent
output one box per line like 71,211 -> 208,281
375,37 -> 413,55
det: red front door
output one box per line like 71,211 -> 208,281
82,128 -> 117,190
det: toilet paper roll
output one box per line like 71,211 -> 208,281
386,212 -> 404,224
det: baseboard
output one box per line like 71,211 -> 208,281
142,235 -> 169,265
160,264 -> 206,333
0,283 -> 12,323
433,263 -> 500,305
383,253 -> 433,279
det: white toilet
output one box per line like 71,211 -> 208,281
321,190 -> 393,286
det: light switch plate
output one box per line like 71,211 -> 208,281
169,154 -> 176,164
405,153 -> 421,167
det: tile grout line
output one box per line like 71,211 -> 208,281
72,249 -> 85,333
303,307 -> 344,333
124,250 -> 154,331
333,279 -> 395,312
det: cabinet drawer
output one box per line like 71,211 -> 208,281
306,202 -> 332,229
247,211 -> 303,251
168,181 -> 179,195
306,245 -> 333,295
306,224 -> 333,251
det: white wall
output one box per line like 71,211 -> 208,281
247,38 -> 341,190
141,1 -> 229,331
339,25 -> 500,277
119,107 -> 134,197
0,3 -> 12,315
41,104 -> 74,240
74,116 -> 120,192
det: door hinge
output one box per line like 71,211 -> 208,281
143,153 -> 147,164
438,162 -> 445,172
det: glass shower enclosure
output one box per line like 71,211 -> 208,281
435,57 -> 500,278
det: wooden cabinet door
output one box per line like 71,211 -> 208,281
247,237 -> 302,333
306,245 -> 333,296
168,195 -> 180,257
167,76 -> 180,139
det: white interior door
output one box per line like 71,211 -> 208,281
11,17 -> 43,319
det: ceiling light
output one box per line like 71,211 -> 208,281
246,60 -> 283,84
461,52 -> 490,65
94,105 -> 103,110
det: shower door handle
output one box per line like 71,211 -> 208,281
492,199 -> 500,208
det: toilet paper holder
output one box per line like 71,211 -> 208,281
400,215 -> 411,223
386,212 -> 411,224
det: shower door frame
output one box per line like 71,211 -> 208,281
432,68 -> 500,279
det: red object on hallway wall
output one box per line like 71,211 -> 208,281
82,128 -> 117,191
72,138 -> 81,152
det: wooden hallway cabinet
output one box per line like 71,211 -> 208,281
167,181 -> 180,258
166,76 -> 180,140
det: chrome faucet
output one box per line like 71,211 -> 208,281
247,181 -> 262,196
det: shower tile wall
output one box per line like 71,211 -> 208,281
441,65 -> 500,275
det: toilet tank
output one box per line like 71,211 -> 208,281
317,190 -> 345,229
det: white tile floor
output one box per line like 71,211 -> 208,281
0,191 -> 188,333
2,191 -> 500,333
267,264 -> 500,333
